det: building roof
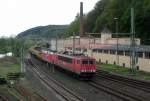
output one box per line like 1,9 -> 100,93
93,45 -> 150,52
57,53 -> 94,60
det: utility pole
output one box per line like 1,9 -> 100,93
20,47 -> 23,73
49,38 -> 52,50
73,33 -> 75,54
56,36 -> 58,52
114,17 -> 119,67
89,34 -> 91,49
11,38 -> 14,57
130,7 -> 136,72
20,41 -> 24,73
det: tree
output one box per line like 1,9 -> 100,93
66,0 -> 150,44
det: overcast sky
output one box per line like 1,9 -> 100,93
0,0 -> 99,37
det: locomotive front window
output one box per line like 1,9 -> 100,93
89,60 -> 94,65
82,60 -> 94,65
82,60 -> 88,64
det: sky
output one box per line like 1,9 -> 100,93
0,0 -> 99,37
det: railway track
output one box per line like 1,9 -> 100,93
89,82 -> 141,101
96,69 -> 150,93
88,69 -> 150,101
33,92 -> 47,101
26,58 -> 85,101
28,56 -> 150,101
0,95 -> 9,101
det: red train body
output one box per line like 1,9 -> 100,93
31,47 -> 96,78
55,54 -> 96,78
41,50 -> 56,63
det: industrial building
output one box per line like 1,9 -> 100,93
49,28 -> 150,72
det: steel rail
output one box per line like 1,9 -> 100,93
96,69 -> 150,92
89,82 -> 140,101
26,59 -> 85,101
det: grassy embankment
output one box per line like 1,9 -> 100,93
0,56 -> 24,100
0,56 -> 46,100
97,63 -> 150,81
0,57 -> 20,78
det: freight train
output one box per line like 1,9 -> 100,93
29,47 -> 96,78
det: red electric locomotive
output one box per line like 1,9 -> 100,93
55,53 -> 96,78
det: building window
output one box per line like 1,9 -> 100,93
110,50 -> 116,54
92,49 -> 97,53
104,50 -> 108,54
98,50 -> 102,53
145,52 -> 150,59
99,59 -> 101,63
106,60 -> 108,64
123,63 -> 125,67
136,66 -> 139,70
137,52 -> 143,58
125,51 -> 130,56
114,61 -> 116,65
117,51 -> 124,55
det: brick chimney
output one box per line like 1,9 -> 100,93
80,2 -> 84,37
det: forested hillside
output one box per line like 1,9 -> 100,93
0,25 -> 68,55
17,25 -> 68,39
65,0 -> 150,44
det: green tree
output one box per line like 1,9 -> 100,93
66,0 -> 150,44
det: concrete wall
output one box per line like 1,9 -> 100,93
88,50 -> 150,72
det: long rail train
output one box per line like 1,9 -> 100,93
29,47 -> 96,78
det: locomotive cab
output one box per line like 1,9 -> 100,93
81,59 -> 96,72
79,59 -> 96,78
